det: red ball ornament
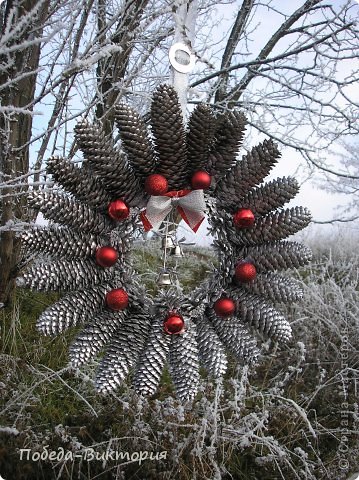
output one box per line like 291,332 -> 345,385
163,312 -> 185,335
214,297 -> 236,318
145,174 -> 168,196
108,199 -> 129,221
105,288 -> 129,311
191,170 -> 211,190
95,246 -> 118,268
233,208 -> 255,228
235,261 -> 257,283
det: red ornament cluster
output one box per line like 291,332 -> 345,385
233,208 -> 255,228
163,312 -> 185,335
235,261 -> 257,283
214,297 -> 236,318
108,199 -> 130,221
191,170 -> 211,190
95,246 -> 118,267
105,288 -> 129,311
145,174 -> 168,196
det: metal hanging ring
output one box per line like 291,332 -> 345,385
169,42 -> 196,74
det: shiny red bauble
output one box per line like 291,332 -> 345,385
191,170 -> 211,190
145,174 -> 168,196
214,297 -> 236,317
95,246 -> 118,268
235,262 -> 257,283
105,288 -> 129,310
233,208 -> 255,228
163,312 -> 185,335
108,199 -> 130,221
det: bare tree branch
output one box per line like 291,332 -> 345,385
214,0 -> 255,103
190,22 -> 353,90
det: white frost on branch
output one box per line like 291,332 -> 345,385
62,44 -> 124,77
0,106 -> 42,116
0,426 -> 20,435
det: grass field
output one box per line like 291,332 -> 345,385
0,234 -> 358,479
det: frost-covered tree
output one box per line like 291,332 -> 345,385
193,0 -> 358,166
316,140 -> 359,223
0,0 -> 50,304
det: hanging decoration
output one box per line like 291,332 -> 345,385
19,82 -> 312,401
168,42 -> 196,74
234,261 -> 257,283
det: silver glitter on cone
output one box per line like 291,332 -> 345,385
242,241 -> 313,271
207,311 -> 260,364
234,290 -> 293,343
115,104 -> 157,181
28,191 -> 114,235
46,156 -> 112,211
195,316 -> 228,378
74,122 -> 143,206
69,311 -> 125,367
150,85 -> 188,190
168,321 -> 200,402
96,313 -> 151,394
133,319 -> 171,396
231,176 -> 300,215
187,104 -> 216,175
227,207 -> 312,247
207,110 -> 247,181
216,139 -> 280,208
240,272 -> 304,303
22,259 -> 113,292
37,284 -> 113,335
21,227 -> 99,258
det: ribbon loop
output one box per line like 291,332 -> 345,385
141,190 -> 206,232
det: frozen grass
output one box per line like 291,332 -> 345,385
0,234 -> 358,479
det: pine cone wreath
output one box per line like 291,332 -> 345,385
19,84 -> 312,402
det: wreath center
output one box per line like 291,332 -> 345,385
20,84 -> 312,401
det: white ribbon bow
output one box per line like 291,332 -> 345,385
141,189 -> 207,232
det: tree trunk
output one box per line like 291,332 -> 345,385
0,0 -> 49,306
